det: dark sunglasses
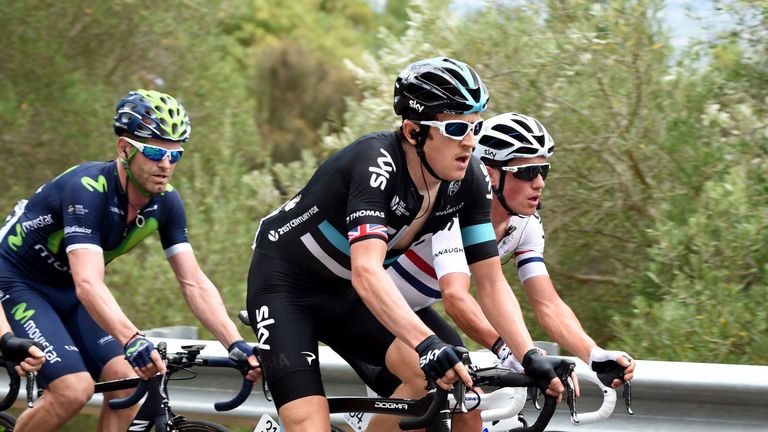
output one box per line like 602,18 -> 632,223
411,119 -> 484,140
124,136 -> 184,164
500,163 -> 550,181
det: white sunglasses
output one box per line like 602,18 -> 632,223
123,136 -> 184,164
411,119 -> 484,140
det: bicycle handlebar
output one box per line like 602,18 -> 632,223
495,372 -> 560,432
108,378 -> 150,409
0,360 -> 20,411
398,387 -> 449,430
108,342 -> 254,411
570,367 -> 617,425
203,356 -> 254,411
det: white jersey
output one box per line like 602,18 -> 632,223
387,213 -> 548,310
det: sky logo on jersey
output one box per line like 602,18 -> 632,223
369,148 -> 396,190
348,224 -> 388,242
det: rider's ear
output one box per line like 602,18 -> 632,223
403,121 -> 420,145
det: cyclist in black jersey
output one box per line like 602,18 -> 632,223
0,90 -> 259,432
0,308 -> 45,375
247,57 -> 566,431
351,113 -> 635,430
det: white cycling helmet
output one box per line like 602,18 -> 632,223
473,112 -> 554,165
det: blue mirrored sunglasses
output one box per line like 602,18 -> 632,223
123,136 -> 184,164
412,119 -> 484,140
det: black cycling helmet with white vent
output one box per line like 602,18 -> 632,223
394,57 -> 489,181
474,112 -> 554,215
474,112 -> 554,166
113,89 -> 191,143
393,57 -> 489,118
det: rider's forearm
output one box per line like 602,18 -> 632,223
441,276 -> 499,349
352,264 -> 433,349
475,277 -> 535,360
533,298 -> 596,363
75,277 -> 140,346
178,270 -> 244,347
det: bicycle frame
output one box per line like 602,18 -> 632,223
1,343 -> 251,432
96,373 -> 183,432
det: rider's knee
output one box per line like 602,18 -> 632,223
48,373 -> 95,410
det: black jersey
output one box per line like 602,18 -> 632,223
252,131 -> 498,281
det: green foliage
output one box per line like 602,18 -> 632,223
616,165 -> 768,363
2,0 -> 768,367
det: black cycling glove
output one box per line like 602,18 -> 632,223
521,348 -> 561,389
415,335 -> 461,382
0,332 -> 43,363
590,347 -> 632,386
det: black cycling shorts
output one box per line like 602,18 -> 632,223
247,250 -> 396,409
338,306 -> 464,397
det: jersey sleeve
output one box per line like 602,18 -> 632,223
514,213 -> 548,282
432,217 -> 470,279
344,140 -> 396,245
458,158 -> 499,264
157,190 -> 192,258
61,174 -> 109,254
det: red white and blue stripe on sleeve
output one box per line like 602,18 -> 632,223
514,249 -> 548,282
348,224 -> 389,243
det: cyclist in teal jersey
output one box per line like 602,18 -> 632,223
0,90 -> 259,431
247,58 -> 566,432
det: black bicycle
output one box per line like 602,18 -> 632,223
0,342 -> 253,432
238,310 -> 574,432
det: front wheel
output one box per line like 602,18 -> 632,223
174,419 -> 231,432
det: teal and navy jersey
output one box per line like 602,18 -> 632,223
0,161 -> 190,287
252,131 -> 499,282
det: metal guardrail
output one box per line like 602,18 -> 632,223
3,336 -> 768,430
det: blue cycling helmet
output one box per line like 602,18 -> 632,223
113,89 -> 191,143
393,57 -> 489,118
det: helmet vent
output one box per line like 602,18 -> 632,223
495,124 -> 526,139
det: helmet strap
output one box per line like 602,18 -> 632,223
492,169 -> 519,216
122,149 -> 154,198
413,127 -> 446,182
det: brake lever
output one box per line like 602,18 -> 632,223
528,386 -> 541,410
566,374 -> 579,423
26,372 -> 34,408
623,380 -> 634,415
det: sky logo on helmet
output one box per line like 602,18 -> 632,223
409,99 -> 424,112
483,148 -> 497,158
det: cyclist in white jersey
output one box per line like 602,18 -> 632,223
386,112 -> 635,402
